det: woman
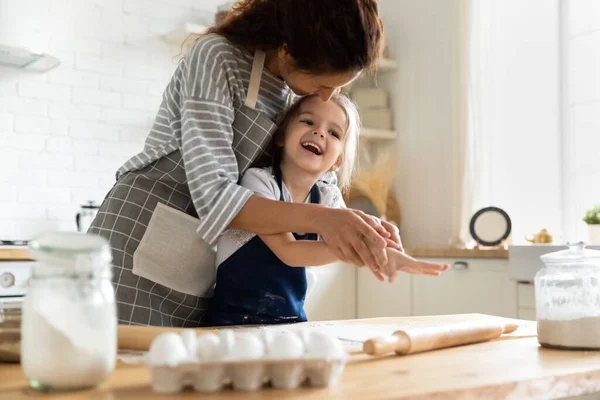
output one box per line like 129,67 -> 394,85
88,0 -> 402,327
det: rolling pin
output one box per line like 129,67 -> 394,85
118,325 -> 219,351
363,320 -> 519,356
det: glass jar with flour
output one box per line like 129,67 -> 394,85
21,232 -> 117,391
535,242 -> 600,350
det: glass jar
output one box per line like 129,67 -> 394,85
21,232 -> 117,392
535,241 -> 600,350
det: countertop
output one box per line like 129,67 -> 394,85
0,247 -> 509,261
2,314 -> 600,399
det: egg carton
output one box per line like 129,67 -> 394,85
145,329 -> 348,393
147,357 -> 347,393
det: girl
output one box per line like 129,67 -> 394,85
88,0 -> 402,327
204,94 -> 448,326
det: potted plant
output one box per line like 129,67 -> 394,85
583,204 -> 600,245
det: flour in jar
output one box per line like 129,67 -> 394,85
537,317 -> 600,349
21,305 -> 116,389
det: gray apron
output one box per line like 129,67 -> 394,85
88,50 -> 281,327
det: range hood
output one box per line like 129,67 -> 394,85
0,45 -> 60,72
0,0 -> 60,73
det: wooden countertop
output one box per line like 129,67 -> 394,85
0,248 -> 31,261
2,314 -> 600,399
1,247 -> 509,262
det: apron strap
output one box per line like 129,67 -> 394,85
244,49 -> 266,110
274,165 -> 320,241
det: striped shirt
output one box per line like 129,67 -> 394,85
116,34 -> 295,245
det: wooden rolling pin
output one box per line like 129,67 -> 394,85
118,325 -> 219,351
363,320 -> 519,356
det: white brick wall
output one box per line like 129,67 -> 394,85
0,0 -> 220,239
563,0 -> 600,242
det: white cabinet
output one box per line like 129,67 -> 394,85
517,282 -> 536,321
356,268 -> 411,318
412,258 -> 517,318
304,262 -> 356,321
308,257 -> 519,322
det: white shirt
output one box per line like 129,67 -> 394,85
216,167 -> 346,266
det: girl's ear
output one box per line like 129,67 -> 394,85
275,133 -> 285,148
330,156 -> 343,172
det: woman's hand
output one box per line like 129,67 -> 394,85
319,208 -> 391,275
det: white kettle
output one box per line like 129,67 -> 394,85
76,201 -> 100,233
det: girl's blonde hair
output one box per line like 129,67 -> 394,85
268,93 -> 360,193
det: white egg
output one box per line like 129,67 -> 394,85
297,328 -> 311,352
229,334 -> 265,360
181,330 -> 197,360
148,332 -> 188,367
259,329 -> 273,352
219,329 -> 235,359
269,333 -> 304,359
306,332 -> 345,359
196,333 -> 221,361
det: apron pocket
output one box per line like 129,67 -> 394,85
133,202 -> 216,297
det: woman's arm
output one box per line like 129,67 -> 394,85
230,196 -> 390,270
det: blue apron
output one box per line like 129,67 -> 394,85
204,167 -> 320,326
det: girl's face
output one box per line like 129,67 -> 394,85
279,96 -> 347,177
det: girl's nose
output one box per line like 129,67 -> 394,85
313,130 -> 325,138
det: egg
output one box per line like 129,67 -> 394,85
268,333 -> 304,359
196,333 -> 221,361
297,328 -> 311,352
148,332 -> 188,367
306,332 -> 345,359
181,330 -> 197,360
219,329 -> 235,358
229,334 -> 265,360
259,329 -> 273,352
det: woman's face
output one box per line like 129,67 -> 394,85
278,48 -> 361,101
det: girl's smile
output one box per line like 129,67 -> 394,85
280,96 -> 347,178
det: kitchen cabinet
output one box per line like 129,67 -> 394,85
412,258 -> 517,318
517,281 -> 536,321
304,262 -> 356,321
357,257 -> 518,319
356,267 -> 412,318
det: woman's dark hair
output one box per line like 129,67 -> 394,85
207,0 -> 385,74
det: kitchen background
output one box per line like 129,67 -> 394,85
0,0 -> 599,248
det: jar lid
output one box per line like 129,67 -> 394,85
28,232 -> 112,264
540,241 -> 600,265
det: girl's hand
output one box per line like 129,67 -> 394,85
380,220 -> 403,252
319,208 -> 391,275
382,248 -> 449,283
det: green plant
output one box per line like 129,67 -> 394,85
583,204 -> 600,225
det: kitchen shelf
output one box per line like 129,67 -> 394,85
361,127 -> 396,140
163,22 -> 208,45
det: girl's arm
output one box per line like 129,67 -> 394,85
258,232 -> 338,267
230,196 -> 392,270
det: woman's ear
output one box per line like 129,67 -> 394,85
278,43 -> 296,73
278,43 -> 292,63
